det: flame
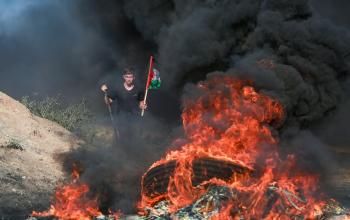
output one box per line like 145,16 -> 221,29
139,76 -> 328,218
32,165 -> 121,220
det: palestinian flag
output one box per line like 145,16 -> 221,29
146,56 -> 161,90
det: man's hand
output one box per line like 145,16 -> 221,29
101,84 -> 112,105
139,101 -> 147,110
101,84 -> 108,92
105,97 -> 113,105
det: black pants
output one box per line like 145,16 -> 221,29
111,111 -> 142,143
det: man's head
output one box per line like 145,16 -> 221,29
122,68 -> 135,86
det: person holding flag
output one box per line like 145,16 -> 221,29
101,68 -> 147,115
100,68 -> 146,142
99,56 -> 160,141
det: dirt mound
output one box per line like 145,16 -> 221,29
0,92 -> 80,219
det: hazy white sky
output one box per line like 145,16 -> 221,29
0,0 -> 37,20
0,0 -> 61,34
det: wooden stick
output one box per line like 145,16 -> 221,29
141,88 -> 149,116
141,55 -> 153,117
104,91 -> 120,142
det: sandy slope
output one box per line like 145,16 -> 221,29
0,92 -> 80,219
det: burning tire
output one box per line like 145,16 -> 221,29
142,157 -> 251,198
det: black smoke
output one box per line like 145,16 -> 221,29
122,0 -> 350,131
108,0 -> 350,212
310,0 -> 350,29
1,0 -> 349,121
0,1 -> 110,100
1,0 -> 349,216
0,0 -> 161,114
73,0 -> 350,214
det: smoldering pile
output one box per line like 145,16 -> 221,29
142,186 -> 349,220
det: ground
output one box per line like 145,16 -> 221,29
0,92 -> 81,219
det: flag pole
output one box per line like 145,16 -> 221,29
141,55 -> 153,117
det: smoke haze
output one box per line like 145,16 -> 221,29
0,0 -> 349,216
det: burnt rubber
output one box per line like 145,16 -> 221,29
142,157 -> 251,198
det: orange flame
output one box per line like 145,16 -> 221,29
139,76 -> 328,218
32,165 -> 121,220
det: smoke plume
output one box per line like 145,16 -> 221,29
1,0 -> 349,216
67,0 -> 350,214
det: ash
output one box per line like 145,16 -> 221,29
139,185 -> 349,220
